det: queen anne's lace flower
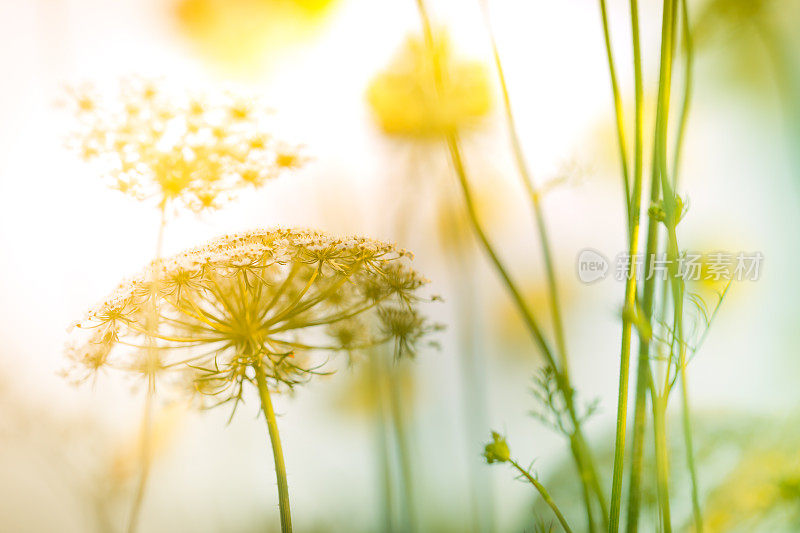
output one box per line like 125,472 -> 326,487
65,228 -> 437,406
67,79 -> 304,212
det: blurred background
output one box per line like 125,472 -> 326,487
0,0 -> 799,531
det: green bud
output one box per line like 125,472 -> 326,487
483,431 -> 510,464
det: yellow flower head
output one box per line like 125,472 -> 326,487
367,32 -> 492,138
66,79 -> 304,212
65,228 -> 437,405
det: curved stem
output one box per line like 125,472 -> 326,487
598,0 -> 632,225
509,459 -> 573,533
478,0 -> 570,378
444,125 -> 556,380
671,0 -> 693,188
414,0 -> 605,525
414,0 -> 606,523
255,364 -> 293,533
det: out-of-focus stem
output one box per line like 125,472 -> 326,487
387,343 -> 417,533
127,203 -> 168,533
255,364 -> 293,533
368,351 -> 396,532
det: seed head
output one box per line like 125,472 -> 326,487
66,78 -> 304,212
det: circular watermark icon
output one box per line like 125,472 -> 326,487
576,248 -> 609,284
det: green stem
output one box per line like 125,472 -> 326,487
479,0 -> 570,379
255,364 -> 293,533
671,0 -> 693,188
652,396 -> 672,532
627,0 -> 678,529
672,4 -> 702,527
509,459 -> 574,533
609,1 -> 644,530
446,125 -> 608,533
416,0 -> 606,526
678,319 -> 701,532
599,0 -> 632,225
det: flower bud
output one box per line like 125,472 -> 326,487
483,431 -> 510,464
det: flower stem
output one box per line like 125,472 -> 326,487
446,129 -> 606,531
414,0 -> 605,527
627,0 -> 678,529
609,0 -> 644,530
478,0 -> 571,378
387,354 -> 417,533
652,396 -> 672,532
255,364 -> 293,533
672,5 -> 703,527
127,203 -> 168,533
598,0 -> 632,225
509,459 -> 573,533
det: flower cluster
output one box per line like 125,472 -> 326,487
65,228 -> 437,406
66,79 -> 304,212
367,32 -> 492,137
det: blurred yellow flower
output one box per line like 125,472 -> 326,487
174,0 -> 338,72
702,447 -> 800,532
367,32 -> 492,138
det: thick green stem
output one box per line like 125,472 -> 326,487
652,397 -> 672,532
609,1 -> 644,530
255,365 -> 293,533
627,0 -> 678,529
